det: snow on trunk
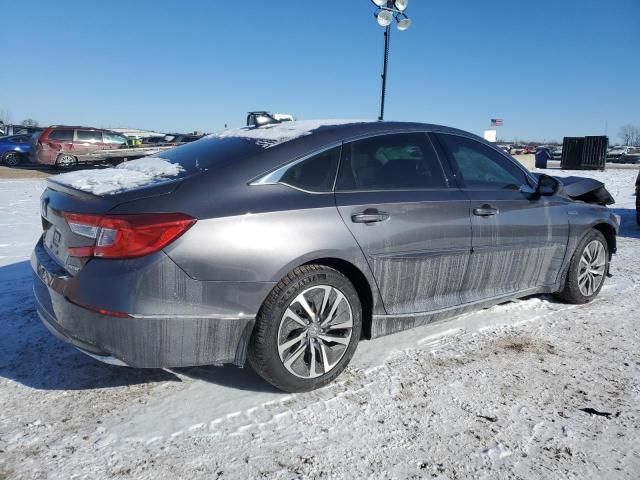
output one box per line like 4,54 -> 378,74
50,157 -> 184,196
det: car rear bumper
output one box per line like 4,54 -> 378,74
31,241 -> 263,368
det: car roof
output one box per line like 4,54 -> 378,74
211,120 -> 480,152
47,125 -> 107,131
1,134 -> 29,140
194,119 -> 530,185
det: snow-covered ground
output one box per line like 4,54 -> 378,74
0,168 -> 639,479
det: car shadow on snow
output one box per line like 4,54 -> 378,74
612,208 -> 640,240
172,365 -> 280,393
0,260 -> 181,391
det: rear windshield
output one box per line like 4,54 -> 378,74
157,136 -> 264,174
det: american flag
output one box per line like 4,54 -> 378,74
490,118 -> 504,127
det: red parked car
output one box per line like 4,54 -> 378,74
31,126 -> 128,168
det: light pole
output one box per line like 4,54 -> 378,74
371,0 -> 412,121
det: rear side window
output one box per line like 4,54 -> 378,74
76,130 -> 103,143
103,132 -> 127,144
279,147 -> 340,192
336,133 -> 448,191
438,134 -> 527,190
48,129 -> 73,142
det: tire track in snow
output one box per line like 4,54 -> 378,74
111,276 -> 636,443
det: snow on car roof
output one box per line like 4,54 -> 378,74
51,157 -> 184,196
208,119 -> 372,149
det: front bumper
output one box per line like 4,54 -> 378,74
31,241 -> 260,368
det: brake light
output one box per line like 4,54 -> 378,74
64,212 -> 195,259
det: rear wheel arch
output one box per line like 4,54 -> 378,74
302,257 -> 374,339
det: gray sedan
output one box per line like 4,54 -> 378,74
32,121 -> 619,392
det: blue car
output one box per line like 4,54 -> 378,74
0,134 -> 32,166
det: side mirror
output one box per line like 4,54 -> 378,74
537,174 -> 560,196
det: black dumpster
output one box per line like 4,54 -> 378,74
560,136 -> 607,170
582,136 -> 608,170
561,137 -> 584,169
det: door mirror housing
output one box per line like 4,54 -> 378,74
537,174 -> 560,196
520,174 -> 560,198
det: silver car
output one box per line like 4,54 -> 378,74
32,121 -> 619,392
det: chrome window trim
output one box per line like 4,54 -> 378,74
249,142 -> 342,189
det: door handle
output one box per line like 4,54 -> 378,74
351,209 -> 390,224
473,204 -> 499,216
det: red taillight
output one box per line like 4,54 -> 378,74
64,212 -> 196,259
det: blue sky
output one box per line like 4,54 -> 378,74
1,0 -> 638,142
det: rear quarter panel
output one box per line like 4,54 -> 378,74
109,177 -> 387,315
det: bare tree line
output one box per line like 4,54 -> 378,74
618,124 -> 640,146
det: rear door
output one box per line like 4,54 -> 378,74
334,132 -> 471,315
435,133 -> 569,302
40,128 -> 74,164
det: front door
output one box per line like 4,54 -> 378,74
435,133 -> 569,303
334,132 -> 471,315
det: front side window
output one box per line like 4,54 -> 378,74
76,130 -> 103,143
336,133 -> 447,191
438,134 -> 527,190
279,146 -> 340,192
48,129 -> 74,142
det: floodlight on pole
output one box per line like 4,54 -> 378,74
395,0 -> 409,12
370,0 -> 412,121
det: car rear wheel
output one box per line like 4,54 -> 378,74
555,229 -> 609,304
248,265 -> 362,392
56,153 -> 77,169
3,151 -> 22,167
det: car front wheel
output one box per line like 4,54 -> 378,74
248,265 -> 362,392
556,229 -> 609,304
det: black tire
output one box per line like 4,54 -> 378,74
3,151 -> 22,167
555,229 -> 609,304
248,265 -> 362,392
55,153 -> 77,169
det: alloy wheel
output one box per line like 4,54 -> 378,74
56,154 -> 76,168
4,152 -> 21,167
578,240 -> 606,297
277,285 -> 353,379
